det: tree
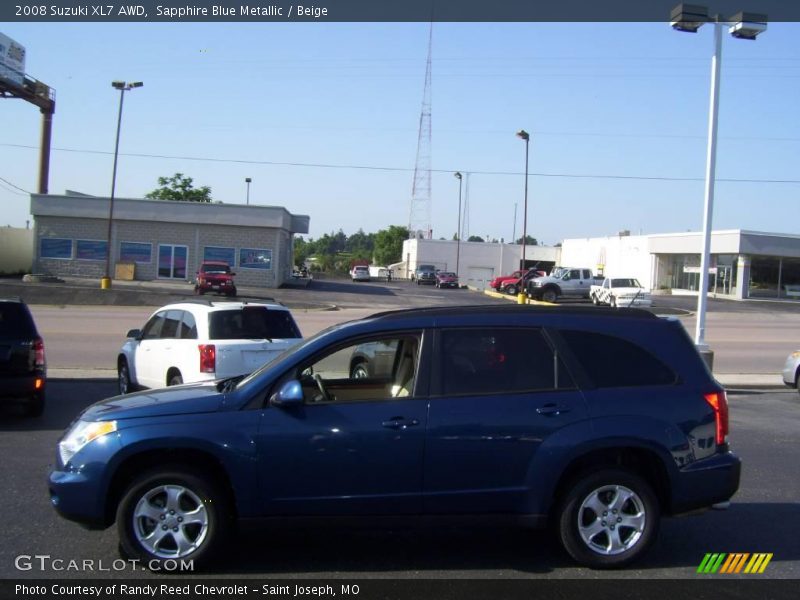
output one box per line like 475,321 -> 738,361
145,173 -> 213,203
515,234 -> 538,246
373,225 -> 409,266
467,235 -> 484,243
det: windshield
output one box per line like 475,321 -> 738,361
201,264 -> 230,274
209,307 -> 301,340
611,278 -> 642,288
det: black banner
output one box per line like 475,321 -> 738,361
3,579 -> 799,600
2,0 -> 799,23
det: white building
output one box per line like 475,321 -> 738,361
406,230 -> 800,300
401,238 -> 558,289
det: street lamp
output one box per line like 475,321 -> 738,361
245,177 -> 252,205
454,172 -> 463,278
671,3 -> 766,367
102,80 -> 143,290
516,129 -> 530,303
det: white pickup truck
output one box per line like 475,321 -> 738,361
526,267 -> 602,303
590,277 -> 652,308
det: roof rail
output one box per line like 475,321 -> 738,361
176,297 -> 280,307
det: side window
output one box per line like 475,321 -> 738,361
603,279 -> 610,289
141,313 -> 166,340
582,270 -> 591,280
559,330 -> 677,387
440,328 -> 574,396
180,311 -> 198,339
297,335 -> 420,404
160,310 -> 182,339
570,269 -> 581,280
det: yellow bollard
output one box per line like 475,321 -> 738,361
517,292 -> 527,305
100,277 -> 112,290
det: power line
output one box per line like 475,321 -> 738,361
2,143 -> 799,185
0,176 -> 30,195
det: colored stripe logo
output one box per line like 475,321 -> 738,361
697,553 -> 773,574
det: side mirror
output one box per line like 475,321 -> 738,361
270,380 -> 304,407
126,329 -> 142,340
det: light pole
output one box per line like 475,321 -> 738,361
671,4 -> 766,367
245,177 -> 252,205
516,129 -> 530,303
102,80 -> 143,290
454,172 -> 463,279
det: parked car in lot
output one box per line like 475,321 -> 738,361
781,349 -> 800,393
0,297 -> 46,417
117,300 -> 302,393
489,268 -> 545,295
350,265 -> 370,282
413,264 -> 437,285
435,271 -> 459,288
590,278 -> 652,308
52,305 -> 739,570
528,267 -> 603,302
194,261 -> 237,297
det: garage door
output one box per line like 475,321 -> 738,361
466,267 -> 494,290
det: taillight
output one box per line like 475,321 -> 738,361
199,344 -> 216,373
33,337 -> 45,368
704,391 -> 729,445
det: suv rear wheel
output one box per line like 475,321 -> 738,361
25,393 -> 44,418
118,359 -> 132,395
117,468 -> 230,569
557,468 -> 659,569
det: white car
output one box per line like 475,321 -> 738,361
351,265 -> 370,282
590,277 -> 652,308
117,300 -> 302,394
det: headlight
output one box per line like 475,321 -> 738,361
58,420 -> 117,466
791,351 -> 800,359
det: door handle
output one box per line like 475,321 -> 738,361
536,404 -> 571,416
382,417 -> 420,430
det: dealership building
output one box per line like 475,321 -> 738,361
405,229 -> 800,300
29,192 -> 309,288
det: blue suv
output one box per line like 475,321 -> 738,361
49,305 -> 740,569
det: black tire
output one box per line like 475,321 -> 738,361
591,294 -> 599,306
505,284 -> 518,295
118,359 -> 132,395
610,296 -> 618,309
557,468 -> 659,569
168,372 -> 183,386
24,392 -> 45,418
116,468 -> 231,569
542,288 -> 558,303
795,370 -> 800,395
350,361 -> 370,379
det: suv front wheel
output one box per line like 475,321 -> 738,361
117,468 -> 231,569
557,468 -> 659,569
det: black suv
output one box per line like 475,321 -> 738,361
50,305 -> 739,569
0,298 -> 46,417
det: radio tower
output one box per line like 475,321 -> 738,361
408,24 -> 433,239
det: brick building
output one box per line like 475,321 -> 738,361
30,192 -> 309,288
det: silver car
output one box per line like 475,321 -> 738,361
781,349 -> 800,392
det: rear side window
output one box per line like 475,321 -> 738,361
559,330 -> 677,388
0,303 -> 36,338
209,307 -> 301,340
440,328 -> 575,396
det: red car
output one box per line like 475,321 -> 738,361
195,261 -> 237,297
435,271 -> 459,289
489,269 -> 538,295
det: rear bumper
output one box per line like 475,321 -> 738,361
0,372 -> 45,401
671,451 -> 741,515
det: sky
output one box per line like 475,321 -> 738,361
1,21 -> 798,244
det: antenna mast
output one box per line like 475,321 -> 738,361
408,24 -> 433,239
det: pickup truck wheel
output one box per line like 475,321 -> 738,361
542,289 -> 558,303
591,294 -> 599,305
505,284 -> 518,295
610,296 -> 618,309
118,359 -> 132,395
117,468 -> 231,569
168,372 -> 183,386
558,468 -> 659,569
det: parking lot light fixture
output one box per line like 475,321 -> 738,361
671,4 -> 765,367
102,80 -> 143,290
245,177 -> 252,205
454,172 -> 463,279
516,129 -> 530,304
